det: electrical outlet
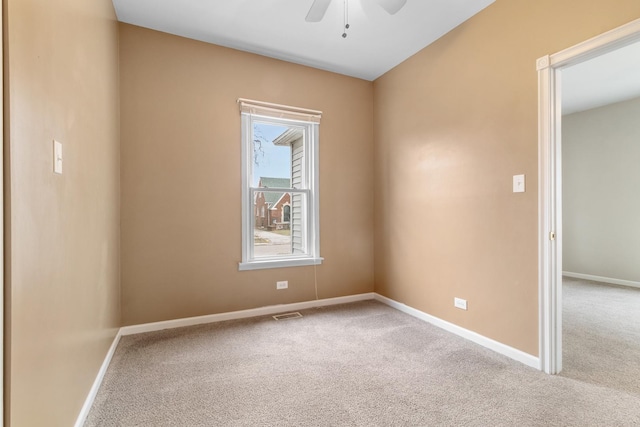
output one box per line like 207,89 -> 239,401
454,297 -> 468,310
276,281 -> 288,290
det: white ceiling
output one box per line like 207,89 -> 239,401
562,40 -> 640,115
112,0 -> 495,81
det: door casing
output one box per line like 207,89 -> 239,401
537,17 -> 640,374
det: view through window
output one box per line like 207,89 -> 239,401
252,121 -> 304,258
239,100 -> 321,270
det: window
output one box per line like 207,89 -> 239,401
239,99 -> 322,270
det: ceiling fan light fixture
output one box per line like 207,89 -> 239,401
305,0 -> 331,22
305,0 -> 407,38
306,0 -> 407,23
377,0 -> 407,15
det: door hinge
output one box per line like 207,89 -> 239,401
549,231 -> 556,241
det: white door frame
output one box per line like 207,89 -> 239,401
537,17 -> 640,374
1,1 -> 4,422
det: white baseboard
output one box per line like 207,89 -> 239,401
120,293 -> 376,336
374,294 -> 541,370
76,293 -> 375,425
77,290 -> 542,425
562,271 -> 640,289
74,330 -> 122,427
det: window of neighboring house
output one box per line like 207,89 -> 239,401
239,99 -> 322,271
283,205 -> 291,223
261,206 -> 265,218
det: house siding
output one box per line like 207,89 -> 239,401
291,138 -> 305,254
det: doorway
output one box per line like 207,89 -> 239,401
537,17 -> 640,374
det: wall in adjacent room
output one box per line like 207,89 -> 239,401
563,96 -> 640,284
4,0 -> 121,425
119,24 -> 374,325
373,0 -> 640,356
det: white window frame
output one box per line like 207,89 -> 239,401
238,99 -> 323,271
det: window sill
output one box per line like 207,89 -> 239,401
239,257 -> 324,271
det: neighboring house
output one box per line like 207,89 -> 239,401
273,128 -> 305,254
255,177 -> 291,230
254,128 -> 304,237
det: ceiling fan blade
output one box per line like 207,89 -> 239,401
306,0 -> 332,22
376,0 -> 407,15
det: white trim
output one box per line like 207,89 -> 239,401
374,294 -> 541,370
548,18 -> 640,68
241,112 -> 252,262
74,331 -> 122,427
563,272 -> 640,289
1,2 -> 4,422
120,293 -> 374,336
76,290 -> 546,423
241,111 -> 321,270
238,98 -> 322,122
74,293 -> 373,424
537,17 -> 640,375
537,53 -> 562,375
238,256 -> 324,271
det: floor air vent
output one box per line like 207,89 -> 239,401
273,312 -> 303,321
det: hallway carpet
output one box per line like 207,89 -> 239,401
562,277 -> 640,397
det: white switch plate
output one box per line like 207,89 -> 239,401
53,140 -> 63,174
276,281 -> 288,290
454,297 -> 468,310
513,174 -> 525,193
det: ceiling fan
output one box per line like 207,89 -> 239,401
305,0 -> 407,23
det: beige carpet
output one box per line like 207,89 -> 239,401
562,277 -> 640,397
86,300 -> 640,426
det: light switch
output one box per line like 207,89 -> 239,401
53,140 -> 63,174
513,174 -> 525,193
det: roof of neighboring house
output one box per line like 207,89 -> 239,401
270,192 -> 290,210
258,177 -> 291,206
273,128 -> 304,146
259,177 -> 290,189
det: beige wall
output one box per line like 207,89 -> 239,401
5,2 -> 640,422
373,0 -> 640,356
119,24 -> 374,325
563,96 -> 640,283
4,0 -> 120,425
